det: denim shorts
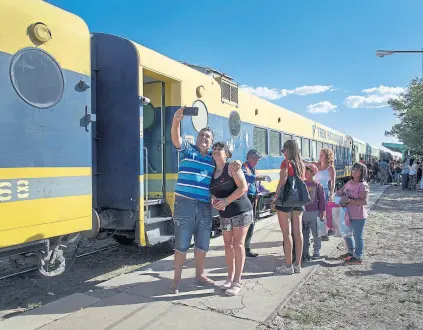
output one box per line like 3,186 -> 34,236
173,195 -> 212,253
275,205 -> 305,213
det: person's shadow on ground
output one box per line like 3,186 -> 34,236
344,261 -> 423,277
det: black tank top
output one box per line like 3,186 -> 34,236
209,163 -> 252,218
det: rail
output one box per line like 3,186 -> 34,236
144,147 -> 149,218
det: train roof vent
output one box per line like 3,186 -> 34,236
215,76 -> 238,106
181,62 -> 238,106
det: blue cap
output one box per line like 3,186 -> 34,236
247,149 -> 262,159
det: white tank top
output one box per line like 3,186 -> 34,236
315,168 -> 330,189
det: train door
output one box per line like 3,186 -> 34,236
142,79 -> 166,204
140,70 -> 182,246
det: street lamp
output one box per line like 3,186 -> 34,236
376,49 -> 423,76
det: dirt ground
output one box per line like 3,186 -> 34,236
0,238 -> 173,320
262,186 -> 423,330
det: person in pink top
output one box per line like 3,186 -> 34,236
337,162 -> 370,265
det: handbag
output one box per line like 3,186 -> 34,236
275,160 -> 311,207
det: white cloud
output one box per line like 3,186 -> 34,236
307,101 -> 338,114
240,86 -> 288,100
344,85 -> 404,109
241,84 -> 335,100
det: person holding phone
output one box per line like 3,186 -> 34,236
169,107 -> 240,294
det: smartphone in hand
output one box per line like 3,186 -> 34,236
183,107 -> 199,116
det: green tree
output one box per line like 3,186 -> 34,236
385,78 -> 423,154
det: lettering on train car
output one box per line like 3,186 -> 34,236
0,180 -> 30,202
314,126 -> 349,146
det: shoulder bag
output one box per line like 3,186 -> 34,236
275,160 -> 311,207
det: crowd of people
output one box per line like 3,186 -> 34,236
362,157 -> 423,191
168,107 -> 371,296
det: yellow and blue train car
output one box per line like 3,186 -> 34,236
1,1 -> 371,270
90,32 -> 354,247
0,0 -> 93,275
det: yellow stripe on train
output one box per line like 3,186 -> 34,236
0,167 -> 91,179
0,195 -> 91,248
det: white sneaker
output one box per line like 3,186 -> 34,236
294,263 -> 301,273
275,264 -> 294,275
225,282 -> 242,296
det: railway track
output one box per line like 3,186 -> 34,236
0,245 -> 116,281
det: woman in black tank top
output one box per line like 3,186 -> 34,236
210,142 -> 253,297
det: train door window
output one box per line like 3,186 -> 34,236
229,110 -> 241,138
143,103 -> 155,130
283,134 -> 292,144
311,140 -> 318,160
295,137 -> 302,155
270,130 -> 281,156
192,100 -> 209,133
10,48 -> 64,108
302,138 -> 310,159
253,127 -> 268,155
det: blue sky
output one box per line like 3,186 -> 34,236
51,0 -> 423,147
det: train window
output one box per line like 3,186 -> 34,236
143,103 -> 155,130
295,137 -> 302,154
269,131 -> 281,156
10,48 -> 64,109
317,141 -> 323,156
302,138 -> 310,158
253,127 -> 268,155
229,110 -> 241,138
311,140 -> 318,160
192,100 -> 209,133
283,134 -> 292,144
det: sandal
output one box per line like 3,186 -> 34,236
225,282 -> 242,296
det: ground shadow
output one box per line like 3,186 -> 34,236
345,261 -> 423,277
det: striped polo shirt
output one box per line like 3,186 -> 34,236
175,139 -> 215,203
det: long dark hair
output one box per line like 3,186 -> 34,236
283,140 -> 305,178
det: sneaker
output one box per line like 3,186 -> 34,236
311,253 -> 320,260
220,279 -> 232,290
321,235 -> 329,241
169,286 -> 179,294
275,264 -> 294,275
293,263 -> 301,273
345,257 -> 363,265
225,282 -> 242,296
339,252 -> 353,260
246,249 -> 259,258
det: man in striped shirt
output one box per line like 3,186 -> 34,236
170,107 -> 239,294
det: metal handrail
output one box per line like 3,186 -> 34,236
144,147 -> 149,218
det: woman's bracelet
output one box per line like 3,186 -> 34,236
225,198 -> 229,206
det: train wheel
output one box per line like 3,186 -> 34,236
112,234 -> 135,246
38,248 -> 66,277
82,209 -> 101,240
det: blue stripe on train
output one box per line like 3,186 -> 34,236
0,51 -> 92,168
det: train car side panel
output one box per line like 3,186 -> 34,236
0,0 -> 92,249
